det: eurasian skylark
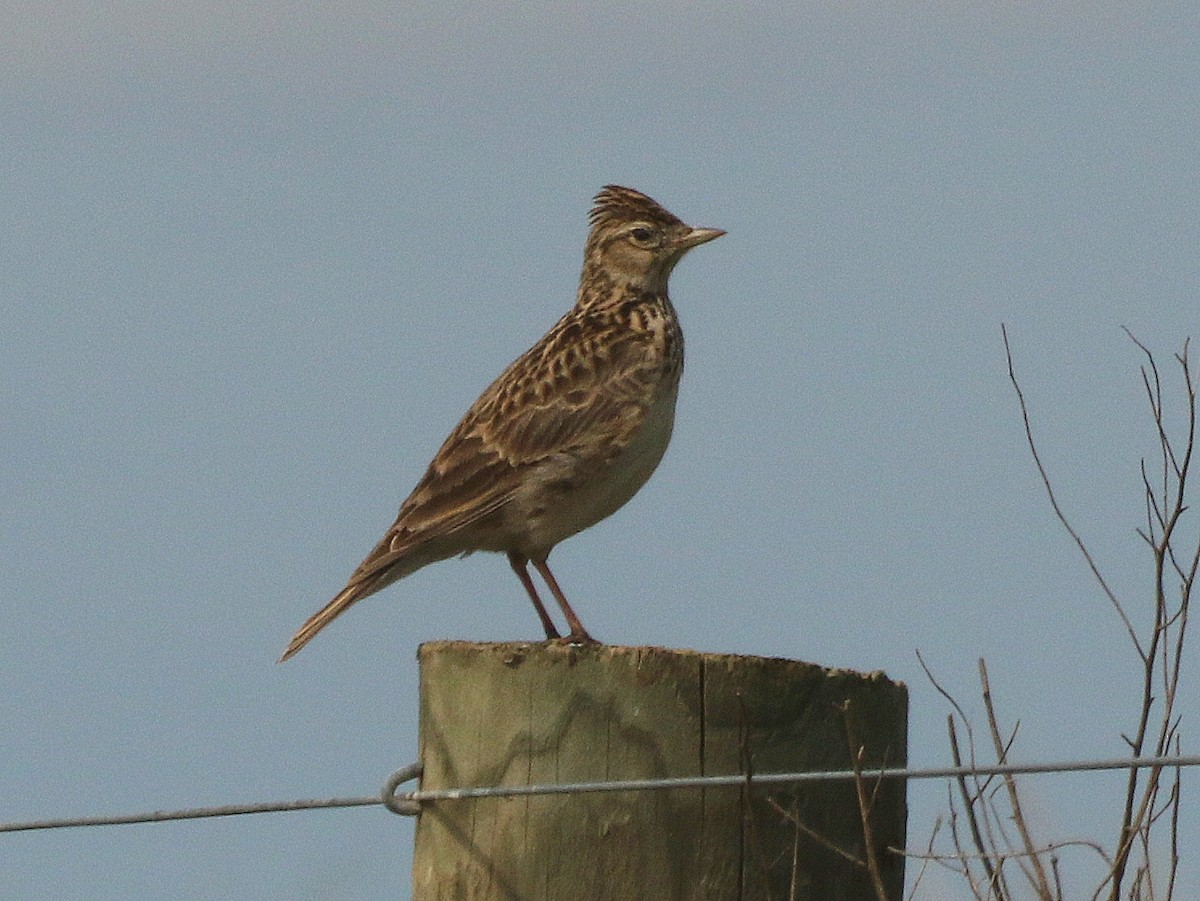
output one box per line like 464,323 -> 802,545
279,186 -> 722,661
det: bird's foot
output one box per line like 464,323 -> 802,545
548,631 -> 599,647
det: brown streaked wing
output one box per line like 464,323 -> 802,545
343,428 -> 523,585
479,317 -> 663,462
487,354 -> 658,464
345,318 -> 665,585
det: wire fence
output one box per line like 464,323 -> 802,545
3,755 -> 1198,835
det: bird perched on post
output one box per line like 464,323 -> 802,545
279,186 -> 723,661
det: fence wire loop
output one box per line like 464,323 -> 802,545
4,754 -> 1200,834
382,762 -> 424,816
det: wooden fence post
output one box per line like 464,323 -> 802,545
412,641 -> 907,901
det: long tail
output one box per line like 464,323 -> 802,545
279,534 -> 442,661
278,581 -> 374,662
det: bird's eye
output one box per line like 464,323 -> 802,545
629,227 -> 654,243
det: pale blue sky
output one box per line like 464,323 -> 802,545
4,3 -> 1199,898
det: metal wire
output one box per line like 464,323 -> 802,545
0,796 -> 382,833
1,766 -> 425,833
3,755 -> 1198,834
391,753 -> 1200,805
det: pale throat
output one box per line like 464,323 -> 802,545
578,260 -> 678,304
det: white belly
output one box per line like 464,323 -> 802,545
509,382 -> 679,556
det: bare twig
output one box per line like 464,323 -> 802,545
1104,332 -> 1196,901
949,715 -> 1009,899
917,651 -> 1009,900
736,691 -> 775,901
904,838 -> 1110,867
1001,323 -> 1141,653
766,796 -> 864,868
979,659 -> 1053,900
944,780 -> 988,899
1168,737 -> 1182,901
903,817 -> 941,901
842,703 -> 892,901
922,330 -> 1197,901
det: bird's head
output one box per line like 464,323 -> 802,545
582,185 -> 723,294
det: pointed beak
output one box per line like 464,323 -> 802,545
676,226 -> 725,250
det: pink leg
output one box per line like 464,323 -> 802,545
532,557 -> 597,644
508,552 -> 561,639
